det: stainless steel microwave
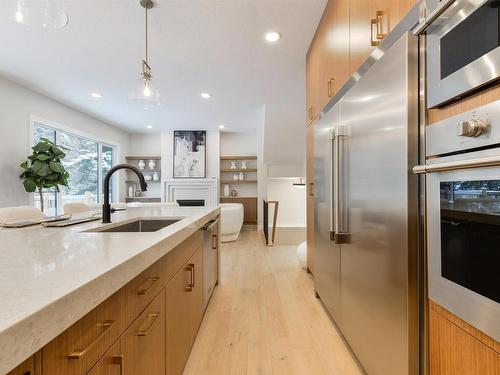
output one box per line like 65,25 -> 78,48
427,0 -> 500,108
414,101 -> 500,342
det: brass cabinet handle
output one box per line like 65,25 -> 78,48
327,78 -> 336,97
308,182 -> 315,197
136,313 -> 160,337
68,320 -> 115,359
112,355 -> 124,375
376,11 -> 386,40
136,276 -> 160,295
308,106 -> 316,121
370,18 -> 380,46
185,264 -> 195,291
212,234 -> 217,250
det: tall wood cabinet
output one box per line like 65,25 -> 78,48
305,0 -> 416,274
306,125 -> 315,274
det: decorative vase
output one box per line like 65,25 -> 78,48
231,189 -> 238,197
230,161 -> 236,170
241,161 -> 247,169
233,174 -> 239,181
153,172 -> 159,181
148,160 -> 156,169
239,172 -> 244,180
138,160 -> 145,170
223,184 -> 230,197
144,174 -> 152,181
128,186 -> 133,198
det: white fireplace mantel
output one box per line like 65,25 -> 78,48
163,178 -> 218,207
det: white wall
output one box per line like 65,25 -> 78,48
128,133 -> 161,155
220,130 -> 258,155
128,133 -> 162,198
266,178 -> 306,227
0,76 -> 130,208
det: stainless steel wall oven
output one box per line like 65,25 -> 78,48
414,100 -> 500,342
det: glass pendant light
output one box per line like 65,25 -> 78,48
13,0 -> 68,30
130,0 -> 160,109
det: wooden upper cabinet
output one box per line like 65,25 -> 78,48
306,0 -> 418,121
322,0 -> 350,101
306,0 -> 349,124
306,36 -> 321,124
349,0 -> 415,75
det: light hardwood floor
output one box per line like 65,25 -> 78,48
183,226 -> 364,375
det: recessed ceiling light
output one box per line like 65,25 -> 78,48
146,125 -> 153,129
218,124 -> 225,129
201,92 -> 212,99
265,31 -> 281,42
91,92 -> 102,98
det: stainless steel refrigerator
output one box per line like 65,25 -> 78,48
313,32 -> 419,375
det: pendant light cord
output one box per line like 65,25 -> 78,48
145,5 -> 148,65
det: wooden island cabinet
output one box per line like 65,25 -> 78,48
7,226 -> 218,375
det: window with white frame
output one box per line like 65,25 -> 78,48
32,122 -> 117,215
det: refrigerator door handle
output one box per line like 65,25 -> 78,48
331,129 -> 338,242
334,125 -> 351,244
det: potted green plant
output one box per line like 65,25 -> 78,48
19,138 -> 69,212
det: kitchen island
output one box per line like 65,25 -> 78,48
0,206 -> 220,375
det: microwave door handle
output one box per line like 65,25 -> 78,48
412,0 -> 456,35
413,155 -> 500,174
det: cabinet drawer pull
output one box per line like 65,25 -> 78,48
308,106 -> 316,121
67,320 -> 115,359
112,355 -> 124,375
327,78 -> 336,97
370,18 -> 380,46
212,234 -> 217,249
376,11 -> 386,40
136,276 -> 160,295
136,313 -> 160,337
185,264 -> 195,291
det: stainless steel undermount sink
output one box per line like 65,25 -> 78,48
85,218 -> 182,233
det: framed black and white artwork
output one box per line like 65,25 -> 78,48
173,130 -> 206,178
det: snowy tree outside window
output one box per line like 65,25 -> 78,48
32,123 -> 116,215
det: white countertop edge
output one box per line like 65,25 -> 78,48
0,207 -> 219,374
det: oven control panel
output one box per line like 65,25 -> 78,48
427,100 -> 500,157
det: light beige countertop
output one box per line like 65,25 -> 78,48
0,206 -> 219,374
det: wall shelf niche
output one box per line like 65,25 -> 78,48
220,155 -> 258,224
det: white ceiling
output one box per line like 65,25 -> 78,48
0,0 -> 325,164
